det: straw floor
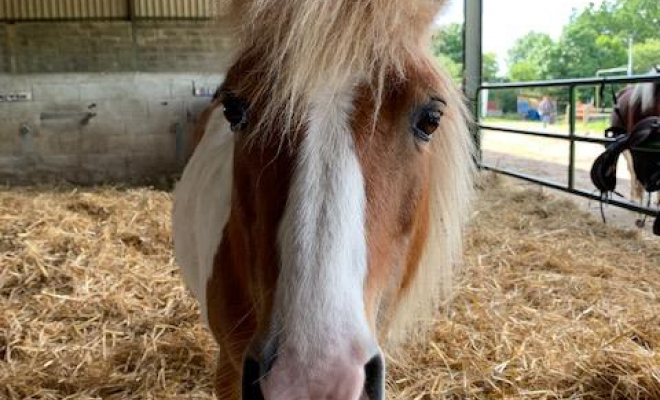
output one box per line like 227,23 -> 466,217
1,175 -> 658,399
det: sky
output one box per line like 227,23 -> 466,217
436,0 -> 605,72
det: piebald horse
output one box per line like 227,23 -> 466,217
611,67 -> 660,207
173,1 -> 473,399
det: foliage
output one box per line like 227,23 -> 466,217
432,24 -> 501,83
507,32 -> 554,71
431,23 -> 464,82
552,7 -> 628,78
506,0 -> 660,81
633,39 -> 660,73
489,88 -> 518,114
509,61 -> 542,82
434,53 -> 462,82
431,23 -> 463,66
482,52 -> 499,83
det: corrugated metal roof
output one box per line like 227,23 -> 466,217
0,0 -> 215,21
134,0 -> 214,19
0,0 -> 128,20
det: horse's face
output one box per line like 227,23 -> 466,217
212,55 -> 449,400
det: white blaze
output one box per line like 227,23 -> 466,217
274,85 -> 371,359
173,107 -> 234,326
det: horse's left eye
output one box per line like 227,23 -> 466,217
412,98 -> 446,142
221,91 -> 249,132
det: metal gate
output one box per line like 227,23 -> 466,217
477,75 -> 660,218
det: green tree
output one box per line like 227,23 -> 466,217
507,32 -> 554,69
482,52 -> 500,82
432,24 -> 499,82
633,39 -> 660,73
509,61 -> 541,82
601,0 -> 660,43
434,53 -> 462,82
431,23 -> 463,66
505,0 -> 660,81
551,11 -> 628,78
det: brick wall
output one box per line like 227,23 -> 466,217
0,20 -> 233,74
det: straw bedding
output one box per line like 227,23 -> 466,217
1,175 -> 658,399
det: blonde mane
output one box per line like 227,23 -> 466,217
227,0 -> 446,133
386,70 -> 474,347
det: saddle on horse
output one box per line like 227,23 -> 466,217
590,116 -> 660,235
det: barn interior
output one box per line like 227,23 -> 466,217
1,1 -> 659,399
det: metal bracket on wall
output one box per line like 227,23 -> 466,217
20,123 -> 32,136
40,112 -> 97,125
192,81 -> 218,98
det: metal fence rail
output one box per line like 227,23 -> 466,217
477,74 -> 660,218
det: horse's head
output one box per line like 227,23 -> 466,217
179,1 -> 472,399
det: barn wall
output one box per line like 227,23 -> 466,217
0,19 -> 233,184
0,72 -> 225,184
0,21 -> 233,74
0,25 -> 9,72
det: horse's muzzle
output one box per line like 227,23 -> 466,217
242,352 -> 385,400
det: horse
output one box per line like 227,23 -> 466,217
610,67 -> 660,208
172,0 -> 473,399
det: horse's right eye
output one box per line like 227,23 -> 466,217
221,91 -> 249,132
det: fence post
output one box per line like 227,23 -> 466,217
568,85 -> 576,189
463,0 -> 483,162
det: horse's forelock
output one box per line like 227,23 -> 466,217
227,0 -> 445,136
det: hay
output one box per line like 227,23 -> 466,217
1,175 -> 659,399
389,175 -> 660,400
0,186 -> 214,399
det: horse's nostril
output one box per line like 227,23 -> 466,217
242,357 -> 265,400
364,354 -> 385,400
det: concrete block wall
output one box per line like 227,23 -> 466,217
0,19 -> 234,184
1,21 -> 234,74
0,73 -> 224,184
134,21 -> 231,72
0,26 -> 9,73
12,23 -> 134,73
